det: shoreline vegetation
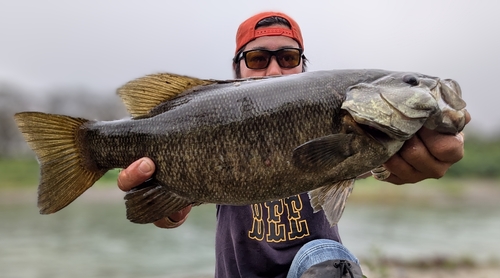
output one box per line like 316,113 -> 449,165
3,157 -> 499,209
2,159 -> 499,277
2,173 -> 498,207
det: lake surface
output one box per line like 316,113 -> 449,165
1,187 -> 499,278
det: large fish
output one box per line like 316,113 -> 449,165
14,70 -> 467,226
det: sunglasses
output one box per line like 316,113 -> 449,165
235,48 -> 304,70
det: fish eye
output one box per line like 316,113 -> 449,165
403,75 -> 419,86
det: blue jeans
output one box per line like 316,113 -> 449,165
287,239 -> 360,278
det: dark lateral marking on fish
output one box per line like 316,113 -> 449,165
292,134 -> 355,172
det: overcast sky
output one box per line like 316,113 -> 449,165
1,0 -> 499,135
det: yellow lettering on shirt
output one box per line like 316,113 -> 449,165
248,203 -> 265,241
248,195 -> 310,242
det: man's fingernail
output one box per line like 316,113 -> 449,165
138,160 -> 152,173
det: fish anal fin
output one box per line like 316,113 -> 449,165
117,73 -> 216,117
124,179 -> 194,224
308,179 -> 355,227
292,134 -> 355,172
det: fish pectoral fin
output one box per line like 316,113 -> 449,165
292,134 -> 355,172
308,179 -> 355,227
117,73 -> 216,118
124,179 -> 194,224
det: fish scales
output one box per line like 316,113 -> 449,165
13,69 -> 467,225
86,71 -> 360,203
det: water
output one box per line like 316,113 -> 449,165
340,203 -> 500,262
0,198 -> 216,278
1,190 -> 499,278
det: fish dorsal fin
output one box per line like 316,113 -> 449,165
117,73 -> 216,117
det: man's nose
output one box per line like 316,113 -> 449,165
265,57 -> 282,76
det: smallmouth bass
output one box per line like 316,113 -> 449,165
14,69 -> 467,226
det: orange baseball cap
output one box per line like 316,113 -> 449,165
235,11 -> 304,55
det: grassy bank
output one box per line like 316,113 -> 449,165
2,158 -> 499,206
0,158 -> 120,188
350,176 -> 500,206
0,158 -> 40,188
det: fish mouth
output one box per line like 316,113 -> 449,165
438,79 -> 464,107
424,79 -> 467,134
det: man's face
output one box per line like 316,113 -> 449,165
239,35 -> 303,79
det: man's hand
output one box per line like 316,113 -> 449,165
117,157 -> 155,191
117,157 -> 191,228
383,110 -> 471,185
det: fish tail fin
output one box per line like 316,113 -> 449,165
14,112 -> 106,214
308,179 -> 355,227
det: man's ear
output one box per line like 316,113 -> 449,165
232,62 -> 238,79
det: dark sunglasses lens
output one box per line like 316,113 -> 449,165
276,49 -> 301,68
245,50 -> 271,69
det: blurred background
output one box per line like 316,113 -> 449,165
1,0 -> 499,277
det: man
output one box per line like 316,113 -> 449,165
117,11 -> 471,278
